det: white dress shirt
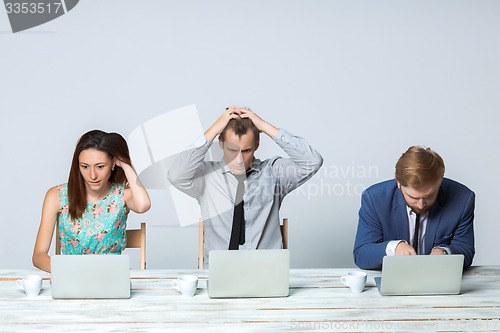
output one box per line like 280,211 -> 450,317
385,206 -> 443,256
167,128 -> 323,267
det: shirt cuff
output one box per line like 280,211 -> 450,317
433,247 -> 450,255
189,134 -> 209,149
386,240 -> 406,256
272,128 -> 290,142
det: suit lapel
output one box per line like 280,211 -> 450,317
393,189 -> 410,242
424,192 -> 444,254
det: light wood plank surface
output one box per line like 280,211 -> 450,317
1,267 -> 500,332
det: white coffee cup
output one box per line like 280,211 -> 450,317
16,275 -> 43,297
172,275 -> 198,297
340,271 -> 367,293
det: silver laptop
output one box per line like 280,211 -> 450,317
208,249 -> 290,298
51,255 -> 131,299
374,254 -> 464,296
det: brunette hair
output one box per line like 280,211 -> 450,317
395,146 -> 445,188
67,130 -> 131,219
219,117 -> 260,146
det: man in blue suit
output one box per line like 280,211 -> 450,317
353,146 -> 475,270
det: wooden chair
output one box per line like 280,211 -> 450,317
55,222 -> 147,270
125,223 -> 147,270
198,217 -> 289,270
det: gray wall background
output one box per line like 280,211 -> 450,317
1,0 -> 499,269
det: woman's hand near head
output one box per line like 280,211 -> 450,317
32,187 -> 61,273
118,160 -> 151,214
113,157 -> 129,170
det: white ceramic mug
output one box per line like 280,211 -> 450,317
16,275 -> 43,297
172,275 -> 198,297
340,271 -> 367,293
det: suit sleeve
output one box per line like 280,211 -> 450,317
444,191 -> 475,269
353,189 -> 391,270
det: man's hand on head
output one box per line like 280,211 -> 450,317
205,108 -> 240,141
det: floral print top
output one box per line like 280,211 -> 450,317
57,183 -> 128,254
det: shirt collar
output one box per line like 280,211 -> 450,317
220,158 -> 263,175
405,205 -> 429,219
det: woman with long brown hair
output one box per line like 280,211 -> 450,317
33,130 -> 151,272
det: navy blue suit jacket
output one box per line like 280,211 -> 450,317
353,178 -> 475,270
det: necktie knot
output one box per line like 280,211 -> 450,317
235,174 -> 246,183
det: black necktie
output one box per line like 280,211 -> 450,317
412,214 -> 421,254
229,175 -> 246,250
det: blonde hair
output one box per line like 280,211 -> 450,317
395,146 -> 445,188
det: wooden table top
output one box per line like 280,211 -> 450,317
1,267 -> 500,332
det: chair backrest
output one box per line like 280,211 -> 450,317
125,223 -> 147,270
54,222 -> 147,270
198,217 -> 289,270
